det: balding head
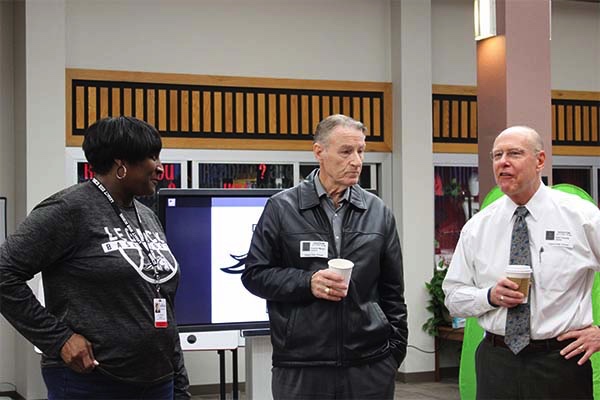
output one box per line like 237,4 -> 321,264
495,126 -> 543,154
491,125 -> 546,205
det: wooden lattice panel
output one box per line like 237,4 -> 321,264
432,85 -> 600,155
66,69 -> 392,152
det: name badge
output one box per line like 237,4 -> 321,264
299,241 -> 329,258
545,230 -> 573,248
154,298 -> 168,328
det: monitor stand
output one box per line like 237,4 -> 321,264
180,331 -> 240,400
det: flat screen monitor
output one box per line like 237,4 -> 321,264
158,188 -> 279,334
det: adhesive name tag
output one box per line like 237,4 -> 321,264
299,241 -> 329,258
154,298 -> 168,328
544,230 -> 573,248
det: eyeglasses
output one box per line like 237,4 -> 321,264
489,148 -> 528,162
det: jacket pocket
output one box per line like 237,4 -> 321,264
370,302 -> 390,327
269,303 -> 291,351
277,302 -> 338,362
344,301 -> 390,358
284,307 -> 298,348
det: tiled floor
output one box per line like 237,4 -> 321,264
192,378 -> 460,400
394,378 -> 459,400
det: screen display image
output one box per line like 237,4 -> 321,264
158,189 -> 279,332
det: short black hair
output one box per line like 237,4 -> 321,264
82,116 -> 162,175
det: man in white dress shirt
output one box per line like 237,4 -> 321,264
443,125 -> 600,399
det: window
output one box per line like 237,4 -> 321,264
553,167 -> 591,195
196,163 -> 294,189
434,166 -> 479,254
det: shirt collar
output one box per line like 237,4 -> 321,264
500,182 -> 546,223
314,171 -> 351,203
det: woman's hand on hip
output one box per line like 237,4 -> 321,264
60,333 -> 99,373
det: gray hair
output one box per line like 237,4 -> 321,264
313,114 -> 367,145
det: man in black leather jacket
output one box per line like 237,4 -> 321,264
242,114 -> 408,400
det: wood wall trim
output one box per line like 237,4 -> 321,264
552,90 -> 600,101
432,84 -> 477,96
432,85 -> 600,101
553,146 -> 600,156
432,143 -> 478,154
66,69 -> 392,152
67,68 -> 391,92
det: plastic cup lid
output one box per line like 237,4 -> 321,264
506,264 -> 532,274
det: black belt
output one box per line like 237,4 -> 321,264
484,332 -> 568,352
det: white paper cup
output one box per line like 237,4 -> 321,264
327,258 -> 354,287
505,264 -> 532,303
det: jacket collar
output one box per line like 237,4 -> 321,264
299,169 -> 367,211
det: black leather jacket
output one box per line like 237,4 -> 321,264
242,171 -> 408,367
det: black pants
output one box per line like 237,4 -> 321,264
271,354 -> 398,400
476,338 -> 593,399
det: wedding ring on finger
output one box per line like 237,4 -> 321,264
579,345 -> 585,351
325,287 -> 331,295
500,295 -> 504,302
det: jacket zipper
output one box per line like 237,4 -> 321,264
317,205 -> 351,367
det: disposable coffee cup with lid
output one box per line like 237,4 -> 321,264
505,264 -> 532,303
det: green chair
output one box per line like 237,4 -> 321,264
458,183 -> 600,399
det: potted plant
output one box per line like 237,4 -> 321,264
422,256 -> 452,336
444,177 -> 462,198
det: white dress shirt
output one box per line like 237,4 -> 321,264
443,183 -> 600,339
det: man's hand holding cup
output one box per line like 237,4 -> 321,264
311,269 -> 347,301
492,265 -> 532,307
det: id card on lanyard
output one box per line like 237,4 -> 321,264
154,298 -> 168,328
91,178 -> 168,328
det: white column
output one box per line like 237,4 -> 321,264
25,0 -> 67,208
391,0 -> 435,376
13,1 -> 66,398
0,0 -> 17,392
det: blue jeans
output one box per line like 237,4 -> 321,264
42,367 -> 174,400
